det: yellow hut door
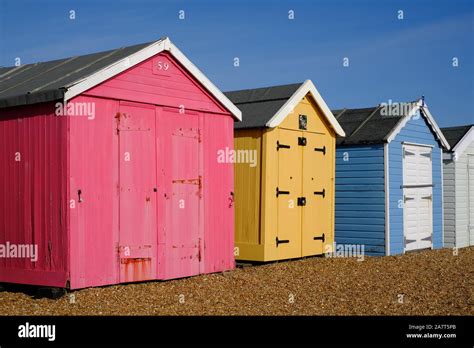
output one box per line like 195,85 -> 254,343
276,128 -> 302,259
302,132 -> 332,256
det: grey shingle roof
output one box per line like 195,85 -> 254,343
333,101 -> 423,145
224,83 -> 303,129
0,41 -> 154,109
440,125 -> 473,148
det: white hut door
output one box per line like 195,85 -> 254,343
468,155 -> 474,246
402,144 -> 433,252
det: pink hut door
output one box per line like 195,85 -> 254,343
157,108 -> 202,279
117,102 -> 157,283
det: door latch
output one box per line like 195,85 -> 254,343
298,137 -> 307,146
297,197 -> 306,206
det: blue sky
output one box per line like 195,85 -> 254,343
0,0 -> 473,126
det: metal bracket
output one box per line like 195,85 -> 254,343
314,146 -> 326,155
314,189 -> 325,198
277,141 -> 291,151
276,237 -> 290,246
276,187 -> 290,197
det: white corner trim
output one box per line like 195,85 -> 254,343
264,80 -> 346,137
63,37 -> 242,121
440,147 -> 444,248
452,126 -> 474,157
384,143 -> 390,256
385,99 -> 451,150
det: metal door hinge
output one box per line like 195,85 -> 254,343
314,146 -> 326,155
403,149 -> 415,158
404,195 -> 414,203
276,187 -> 290,197
297,197 -> 306,206
276,237 -> 290,246
313,233 -> 325,242
314,189 -> 325,198
404,236 -> 416,246
420,152 -> 432,160
277,141 -> 291,151
421,195 -> 432,200
421,235 -> 432,242
298,137 -> 307,146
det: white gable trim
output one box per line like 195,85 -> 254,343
451,126 -> 474,157
385,99 -> 450,150
264,80 -> 345,137
63,37 -> 242,120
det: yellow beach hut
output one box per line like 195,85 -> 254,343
225,80 -> 345,261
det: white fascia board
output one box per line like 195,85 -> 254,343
420,104 -> 451,150
265,80 -> 346,137
63,37 -> 241,121
451,126 -> 474,157
385,99 -> 451,150
168,42 -> 241,120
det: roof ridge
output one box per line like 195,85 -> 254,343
441,124 -> 474,130
232,97 -> 294,105
334,108 -> 347,120
225,82 -> 303,94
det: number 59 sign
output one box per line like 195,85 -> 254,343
153,58 -> 171,75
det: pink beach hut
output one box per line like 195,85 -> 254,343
0,37 -> 241,289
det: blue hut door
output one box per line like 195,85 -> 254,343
402,144 -> 433,252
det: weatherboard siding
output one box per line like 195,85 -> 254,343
84,51 -> 227,115
443,157 -> 456,247
388,111 -> 443,255
454,140 -> 474,247
335,145 -> 386,256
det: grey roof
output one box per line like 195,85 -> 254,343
224,83 -> 303,129
333,102 -> 419,145
0,41 -> 154,109
440,125 -> 473,148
